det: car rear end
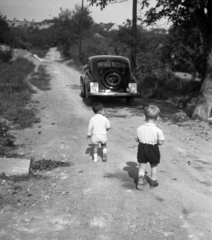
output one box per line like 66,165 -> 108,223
88,55 -> 139,98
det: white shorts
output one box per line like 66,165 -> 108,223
92,134 -> 107,145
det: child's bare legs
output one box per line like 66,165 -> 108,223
150,164 -> 157,180
93,144 -> 99,162
150,164 -> 159,187
138,163 -> 147,178
101,143 -> 107,162
93,142 -> 107,162
137,163 -> 159,189
137,163 -> 147,190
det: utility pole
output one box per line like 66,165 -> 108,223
78,0 -> 84,62
131,0 -> 137,73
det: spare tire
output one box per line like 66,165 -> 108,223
102,70 -> 123,90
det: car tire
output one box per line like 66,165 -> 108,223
85,86 -> 93,105
81,85 -> 85,98
102,70 -> 123,90
80,78 -> 85,98
80,85 -> 85,98
126,97 -> 134,105
86,97 -> 93,105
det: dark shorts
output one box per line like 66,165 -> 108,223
137,143 -> 160,165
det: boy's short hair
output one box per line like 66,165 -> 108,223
92,102 -> 104,113
144,105 -> 160,120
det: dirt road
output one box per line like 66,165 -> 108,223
0,48 -> 212,240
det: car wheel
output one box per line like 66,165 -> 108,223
102,70 -> 123,90
86,96 -> 93,105
85,87 -> 93,105
80,78 -> 85,98
80,84 -> 85,98
126,97 -> 134,105
80,86 -> 84,98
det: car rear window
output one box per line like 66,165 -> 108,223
97,60 -> 128,68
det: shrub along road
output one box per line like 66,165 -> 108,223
0,48 -> 212,240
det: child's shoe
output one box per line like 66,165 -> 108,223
102,153 -> 107,162
137,176 -> 144,191
150,180 -> 159,188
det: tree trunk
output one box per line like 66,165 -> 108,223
192,52 -> 212,120
78,0 -> 84,62
131,0 -> 137,73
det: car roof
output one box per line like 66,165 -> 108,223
89,55 -> 130,64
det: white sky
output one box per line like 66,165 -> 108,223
0,0 -> 169,27
0,0 -> 132,24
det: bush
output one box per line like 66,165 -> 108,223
30,48 -> 48,58
138,70 -> 201,99
0,121 -> 15,157
0,57 -> 39,128
0,58 -> 34,94
0,50 -> 12,62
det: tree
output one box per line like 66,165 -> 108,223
192,53 -> 212,120
87,0 -> 137,72
136,28 -> 168,76
139,0 -> 212,120
167,24 -> 206,75
109,25 -> 133,58
51,6 -> 93,59
0,14 -> 10,44
71,4 -> 94,61
87,0 -> 128,10
71,5 -> 94,36
88,0 -> 212,120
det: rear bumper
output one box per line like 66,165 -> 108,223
88,92 -> 140,97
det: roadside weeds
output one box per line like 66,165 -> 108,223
0,56 -> 51,157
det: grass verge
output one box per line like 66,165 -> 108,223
0,57 -> 37,127
0,121 -> 15,157
0,57 -> 51,157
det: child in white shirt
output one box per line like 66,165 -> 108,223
135,105 -> 165,190
87,102 -> 111,162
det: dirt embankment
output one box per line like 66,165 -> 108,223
0,48 -> 212,240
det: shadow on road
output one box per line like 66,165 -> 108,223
123,161 -> 155,188
85,143 -> 103,160
123,162 -> 138,186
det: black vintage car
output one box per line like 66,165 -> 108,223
80,55 -> 139,105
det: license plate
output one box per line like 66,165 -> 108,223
90,82 -> 99,92
129,83 -> 137,93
